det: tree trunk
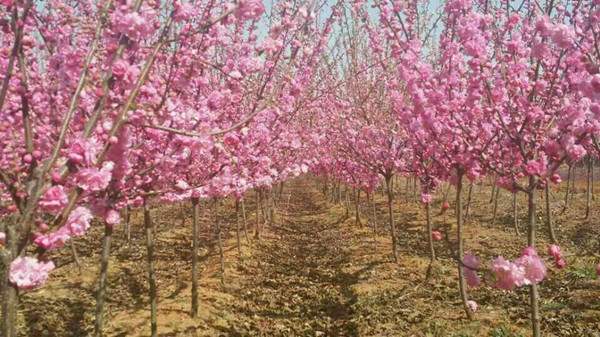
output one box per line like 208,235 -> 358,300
512,193 -> 520,235
489,175 -> 497,204
234,199 -> 242,258
213,199 -> 225,285
124,206 -> 131,245
70,239 -> 82,273
425,202 -> 436,262
241,198 -> 249,242
455,171 -> 473,320
586,157 -> 592,220
355,189 -> 361,226
562,165 -> 572,214
94,224 -> 113,337
527,179 -> 541,337
191,197 -> 200,318
255,191 -> 262,239
143,200 -> 158,337
1,225 -> 18,337
491,187 -> 500,226
545,184 -> 557,243
384,176 -> 398,263
464,182 -> 474,222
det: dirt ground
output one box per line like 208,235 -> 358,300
12,175 -> 600,337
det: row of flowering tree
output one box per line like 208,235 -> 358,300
308,1 -> 599,337
0,0 -> 344,336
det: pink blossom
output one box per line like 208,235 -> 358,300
66,206 -> 93,236
491,256 -> 525,290
550,174 -> 562,184
0,0 -> 13,7
67,137 -> 100,166
76,162 -> 114,192
551,24 -> 574,49
235,0 -> 265,20
548,244 -> 562,259
105,209 -> 120,227
39,185 -> 69,214
421,193 -> 432,204
466,300 -> 478,312
9,256 -> 55,290
431,230 -> 442,241
34,226 -> 71,250
463,253 -> 481,287
555,258 -> 566,269
515,249 -> 546,285
173,1 -> 193,22
207,90 -> 225,111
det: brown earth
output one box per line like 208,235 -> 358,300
12,176 -> 600,337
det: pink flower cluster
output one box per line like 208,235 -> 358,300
235,0 -> 265,20
39,185 -> 69,214
463,253 -> 481,287
491,247 -> 546,290
548,244 -> 566,269
9,257 -> 55,290
76,162 -> 114,192
34,207 -> 93,250
431,230 -> 442,241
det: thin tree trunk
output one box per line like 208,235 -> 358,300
191,197 -> 200,317
489,176 -> 497,203
545,184 -> 557,243
124,206 -> 131,244
456,171 -> 473,319
241,198 -> 249,242
234,199 -> 242,258
94,224 -> 113,337
385,176 -> 398,263
571,165 -> 577,201
513,193 -> 520,235
255,191 -> 262,239
562,165 -> 572,214
355,189 -> 361,226
214,199 -> 225,285
425,202 -> 436,280
491,187 -> 500,226
464,182 -> 474,222
143,200 -> 158,337
70,239 -> 82,273
527,179 -> 541,337
586,157 -> 592,220
1,225 -> 18,337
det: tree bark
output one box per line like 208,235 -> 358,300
124,206 -> 131,245
191,197 -> 200,318
512,193 -> 520,235
234,198 -> 242,258
213,199 -> 225,285
526,179 -> 541,337
425,202 -> 436,262
94,224 -> 113,337
384,175 -> 398,263
241,198 -> 249,242
586,157 -> 592,220
464,182 -> 474,222
355,189 -> 361,226
491,187 -> 500,226
562,164 -> 572,214
143,200 -> 158,337
545,184 -> 557,243
1,225 -> 18,337
455,171 -> 473,320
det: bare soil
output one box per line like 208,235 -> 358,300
13,177 -> 600,337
